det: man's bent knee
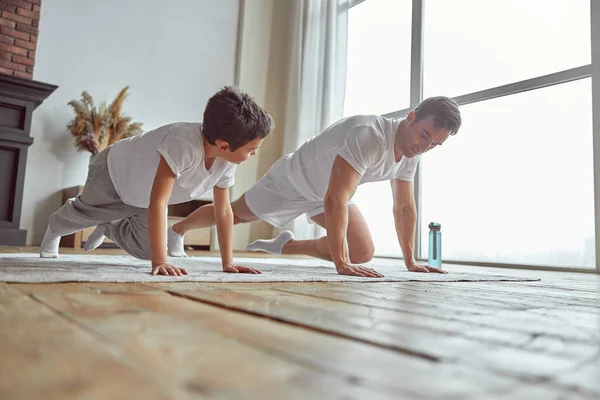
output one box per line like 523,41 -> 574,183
349,245 -> 375,264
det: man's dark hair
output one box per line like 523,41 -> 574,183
203,86 -> 274,150
414,96 -> 462,135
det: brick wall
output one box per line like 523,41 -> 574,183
0,0 -> 40,79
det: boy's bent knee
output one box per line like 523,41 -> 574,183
231,194 -> 259,224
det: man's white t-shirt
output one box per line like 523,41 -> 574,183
284,115 -> 419,201
107,122 -> 237,208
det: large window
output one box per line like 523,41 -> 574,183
344,0 -> 412,117
344,0 -> 413,257
420,79 -> 595,268
344,0 -> 598,270
423,0 -> 591,97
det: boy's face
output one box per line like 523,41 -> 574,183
400,112 -> 451,158
217,138 -> 264,164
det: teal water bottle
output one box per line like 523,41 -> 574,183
428,222 -> 442,268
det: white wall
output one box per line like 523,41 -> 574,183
23,0 -> 239,244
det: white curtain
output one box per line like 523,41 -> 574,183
279,0 -> 350,240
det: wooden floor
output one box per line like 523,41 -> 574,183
1,246 -> 599,399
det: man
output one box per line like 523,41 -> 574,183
168,96 -> 461,278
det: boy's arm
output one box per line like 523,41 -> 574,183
213,187 -> 261,274
391,178 -> 446,274
148,156 -> 188,276
325,156 -> 383,278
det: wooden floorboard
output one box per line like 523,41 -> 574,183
158,284 -> 597,380
28,288 -> 396,399
1,246 -> 599,399
0,283 -> 171,400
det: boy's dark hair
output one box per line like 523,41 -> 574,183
414,96 -> 462,135
203,86 -> 274,151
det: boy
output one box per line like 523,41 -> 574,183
40,86 -> 273,276
167,96 -> 461,278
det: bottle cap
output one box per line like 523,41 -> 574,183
428,222 -> 441,231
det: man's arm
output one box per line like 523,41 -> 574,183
391,178 -> 447,274
325,156 -> 383,278
148,156 -> 187,276
213,187 -> 261,274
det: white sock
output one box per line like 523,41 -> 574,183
84,224 -> 107,252
40,226 -> 60,258
167,226 -> 188,257
247,230 -> 295,255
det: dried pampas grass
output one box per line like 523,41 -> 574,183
67,86 -> 143,154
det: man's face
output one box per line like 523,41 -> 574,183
217,138 -> 264,164
400,112 -> 451,158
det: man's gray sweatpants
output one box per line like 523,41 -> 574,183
48,147 -> 156,260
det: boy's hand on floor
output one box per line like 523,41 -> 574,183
336,263 -> 384,278
152,263 -> 188,276
222,263 -> 262,274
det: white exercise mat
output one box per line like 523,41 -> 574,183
0,253 -> 539,283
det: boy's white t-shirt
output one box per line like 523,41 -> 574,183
107,122 -> 237,208
284,115 -> 419,201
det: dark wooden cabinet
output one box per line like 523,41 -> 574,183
0,75 -> 57,245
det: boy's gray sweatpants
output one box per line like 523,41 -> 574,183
48,147 -> 156,260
